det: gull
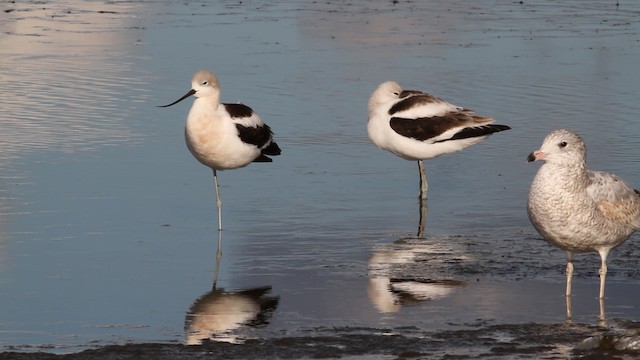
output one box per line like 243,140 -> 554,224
527,129 -> 640,304
159,70 -> 281,232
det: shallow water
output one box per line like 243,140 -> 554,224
1,0 -> 640,358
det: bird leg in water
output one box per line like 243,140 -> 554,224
417,196 -> 427,238
565,252 -> 574,322
417,160 -> 428,236
599,297 -> 606,326
417,160 -> 428,202
565,295 -> 573,324
213,169 -> 223,231
212,229 -> 222,290
565,252 -> 574,298
598,248 -> 610,300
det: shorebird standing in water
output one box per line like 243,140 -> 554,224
527,129 -> 640,321
159,69 -> 281,232
367,81 -> 510,233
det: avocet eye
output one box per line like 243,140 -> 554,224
559,141 -> 567,148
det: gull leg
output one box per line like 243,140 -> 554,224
565,252 -> 574,322
565,295 -> 573,324
597,248 -> 608,324
598,249 -> 609,300
565,252 -> 574,297
213,169 -> 222,231
598,297 -> 606,327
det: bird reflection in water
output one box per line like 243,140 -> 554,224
185,286 -> 279,344
185,231 -> 279,345
368,237 -> 465,313
565,295 -> 607,327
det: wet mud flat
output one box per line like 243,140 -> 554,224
1,322 -> 639,360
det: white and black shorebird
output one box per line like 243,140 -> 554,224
527,129 -> 640,304
159,70 -> 281,231
367,81 -> 510,221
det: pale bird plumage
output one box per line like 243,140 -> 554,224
367,80 -> 510,231
367,81 -> 509,161
527,128 -> 640,309
159,69 -> 280,233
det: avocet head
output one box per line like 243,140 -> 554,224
527,129 -> 586,167
158,69 -> 221,108
368,81 -> 402,114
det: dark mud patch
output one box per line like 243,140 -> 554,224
3,322 -> 639,360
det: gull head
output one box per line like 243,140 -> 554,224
527,128 -> 586,167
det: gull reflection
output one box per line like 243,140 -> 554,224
368,237 -> 466,313
565,294 -> 607,327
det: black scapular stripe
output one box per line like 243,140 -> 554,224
388,94 -> 442,115
224,103 -> 254,118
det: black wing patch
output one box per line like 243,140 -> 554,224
390,115 -> 471,141
391,112 -> 510,142
437,124 -> 511,143
236,123 -> 273,148
388,94 -> 442,116
399,90 -> 425,98
224,103 -> 254,118
236,123 -> 282,163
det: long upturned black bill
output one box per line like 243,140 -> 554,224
157,89 -> 196,107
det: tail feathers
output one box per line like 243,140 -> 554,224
253,141 -> 281,163
253,154 -> 273,163
262,141 -> 281,156
440,124 -> 511,143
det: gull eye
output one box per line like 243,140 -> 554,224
559,141 -> 568,148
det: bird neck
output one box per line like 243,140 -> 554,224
191,95 -> 221,113
538,162 -> 589,190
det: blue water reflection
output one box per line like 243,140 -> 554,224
1,0 -> 640,353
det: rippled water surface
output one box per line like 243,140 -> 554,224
1,0 -> 640,358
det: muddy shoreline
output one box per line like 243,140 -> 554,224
3,322 -> 640,359
0,323 -> 635,359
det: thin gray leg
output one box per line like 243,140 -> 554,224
213,169 -> 222,231
417,160 -> 428,236
212,229 -> 222,290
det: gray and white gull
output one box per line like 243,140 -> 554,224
527,129 -> 640,300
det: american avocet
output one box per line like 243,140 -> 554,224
367,81 -> 510,221
527,129 -> 640,310
159,70 -> 281,232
